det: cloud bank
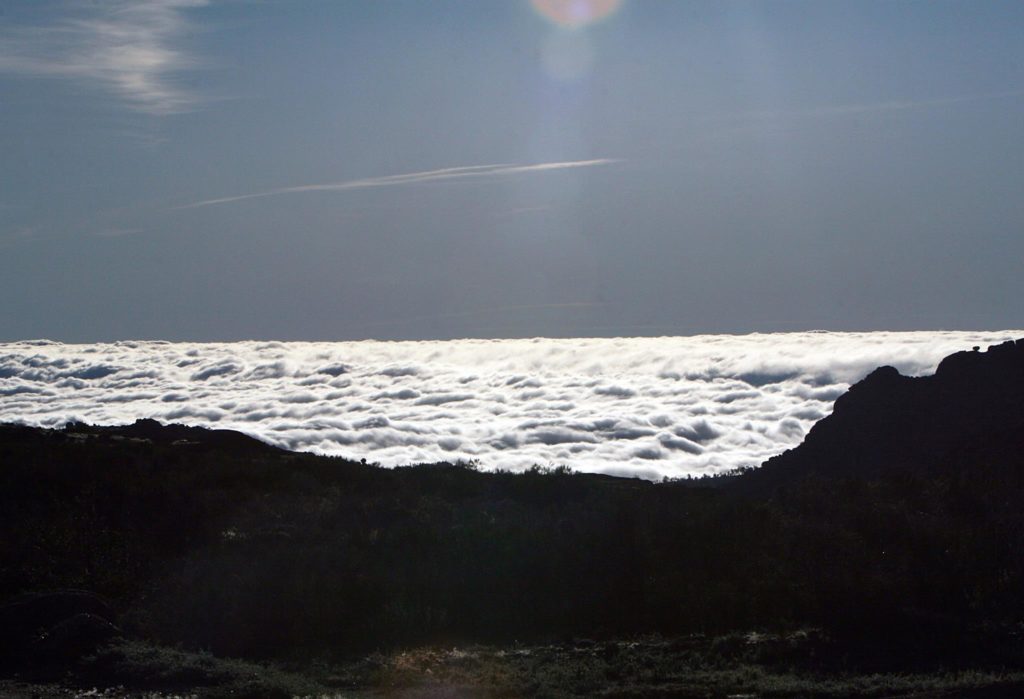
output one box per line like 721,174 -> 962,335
0,331 -> 1018,479
0,0 -> 206,114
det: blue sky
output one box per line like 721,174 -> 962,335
2,0 -> 1023,341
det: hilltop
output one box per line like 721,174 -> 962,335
753,338 -> 1024,485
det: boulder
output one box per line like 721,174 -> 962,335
0,590 -> 116,661
33,612 -> 122,662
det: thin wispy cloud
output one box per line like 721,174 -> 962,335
495,205 -> 554,218
0,0 -> 207,115
177,159 -> 620,209
354,302 -> 607,330
0,226 -> 35,248
93,228 -> 144,239
743,89 -> 1024,121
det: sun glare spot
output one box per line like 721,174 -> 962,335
531,0 -> 623,29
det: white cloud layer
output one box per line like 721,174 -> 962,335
0,331 -> 1019,479
0,0 -> 206,114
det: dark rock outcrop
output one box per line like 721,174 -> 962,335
0,590 -> 118,665
32,613 -> 121,662
750,338 -> 1024,488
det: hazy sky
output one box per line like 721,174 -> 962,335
2,0 -> 1023,342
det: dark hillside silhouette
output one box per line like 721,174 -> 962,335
749,338 -> 1024,486
1,339 -> 1024,693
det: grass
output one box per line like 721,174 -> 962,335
308,633 -> 1024,698
6,633 -> 1024,697
78,640 -> 327,698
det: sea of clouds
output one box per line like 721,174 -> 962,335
1,331 -> 1019,479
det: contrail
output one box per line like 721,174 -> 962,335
176,159 -> 620,210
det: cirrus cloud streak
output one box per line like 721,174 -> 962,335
176,159 -> 620,209
0,0 -> 207,115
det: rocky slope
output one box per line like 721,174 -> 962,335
750,338 -> 1024,486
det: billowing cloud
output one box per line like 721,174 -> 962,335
0,331 -> 1019,479
177,159 -> 620,209
0,0 -> 207,115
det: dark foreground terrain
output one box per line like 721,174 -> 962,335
2,339 -> 1024,697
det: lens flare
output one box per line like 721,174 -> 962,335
531,0 -> 623,29
541,31 -> 594,80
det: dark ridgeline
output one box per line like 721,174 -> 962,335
751,338 -> 1024,485
2,340 -> 1024,678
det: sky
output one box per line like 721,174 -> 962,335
1,0 -> 1023,342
